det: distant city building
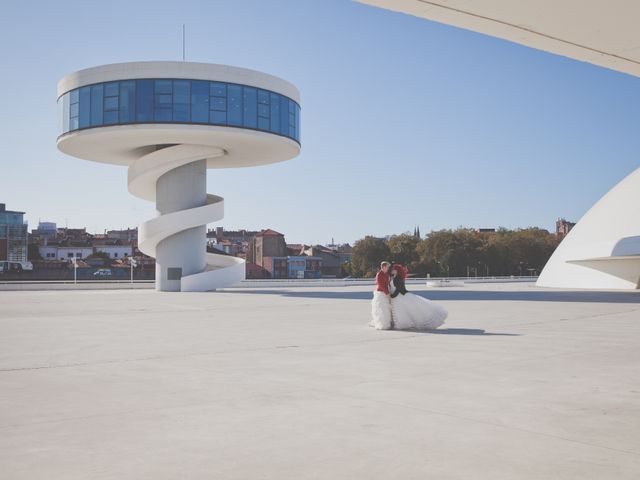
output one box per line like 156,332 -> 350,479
39,243 -> 93,260
556,218 -> 576,236
0,203 -> 28,262
209,239 -> 242,256
266,255 -> 322,279
247,229 -> 288,270
211,227 -> 258,244
31,222 -> 57,241
57,227 -> 91,243
207,227 -> 258,257
335,251 -> 353,265
106,228 -> 138,244
475,228 -> 497,234
302,245 -> 342,277
93,239 -> 133,259
38,238 -> 132,261
286,243 -> 304,256
245,261 -> 270,279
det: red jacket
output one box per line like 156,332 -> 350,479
375,270 -> 390,295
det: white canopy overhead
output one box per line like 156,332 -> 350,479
356,0 -> 640,77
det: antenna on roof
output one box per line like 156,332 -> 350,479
182,24 -> 186,61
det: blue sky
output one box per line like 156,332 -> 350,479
2,0 -> 639,245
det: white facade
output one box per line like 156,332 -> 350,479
537,167 -> 640,289
39,246 -> 93,261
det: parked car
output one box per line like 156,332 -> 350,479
0,261 -> 32,273
93,268 -> 113,277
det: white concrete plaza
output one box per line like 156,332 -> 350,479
1,283 -> 639,479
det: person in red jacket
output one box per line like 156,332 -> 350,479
376,262 -> 391,295
370,261 -> 393,329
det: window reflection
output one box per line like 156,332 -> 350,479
59,78 -> 300,143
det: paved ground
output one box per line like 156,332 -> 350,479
1,283 -> 639,479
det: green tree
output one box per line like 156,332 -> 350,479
351,236 -> 391,278
352,227 -> 560,278
387,233 -> 420,272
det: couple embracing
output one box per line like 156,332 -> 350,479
370,261 -> 447,330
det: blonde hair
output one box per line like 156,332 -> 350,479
380,261 -> 391,269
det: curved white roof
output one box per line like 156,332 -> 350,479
357,0 -> 640,77
58,61 -> 300,103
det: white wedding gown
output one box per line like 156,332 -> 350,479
390,282 -> 447,330
370,291 -> 393,330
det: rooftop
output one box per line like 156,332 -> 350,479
0,203 -> 25,215
256,228 -> 284,237
1,282 -> 639,478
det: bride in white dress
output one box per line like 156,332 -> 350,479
389,264 -> 447,330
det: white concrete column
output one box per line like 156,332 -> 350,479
155,159 -> 207,291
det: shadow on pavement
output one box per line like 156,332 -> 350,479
395,327 -> 521,336
227,288 -> 640,304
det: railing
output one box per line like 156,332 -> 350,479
0,279 -> 154,285
235,276 -> 538,288
0,276 -> 538,288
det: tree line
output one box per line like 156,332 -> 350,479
347,228 -> 561,278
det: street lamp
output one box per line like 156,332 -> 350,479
130,257 -> 137,284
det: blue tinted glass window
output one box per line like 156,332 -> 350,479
136,80 -> 153,122
191,81 -> 209,123
61,79 -> 299,142
104,96 -> 118,111
227,85 -> 242,126
212,97 -> 226,111
79,86 -> 91,128
269,93 -> 280,133
210,110 -> 226,124
154,109 -> 172,122
104,110 -> 118,124
155,94 -> 172,107
258,90 -> 269,105
104,82 -> 119,97
173,104 -> 189,122
279,96 -> 289,134
210,82 -> 226,97
173,80 -> 190,121
242,87 -> 257,128
90,84 -> 103,126
119,81 -> 135,123
173,80 -> 189,104
258,104 -> 269,118
155,80 -> 172,94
